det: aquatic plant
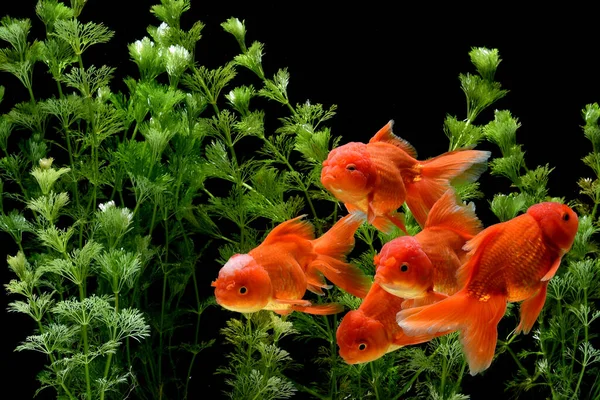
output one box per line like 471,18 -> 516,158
1,1 -> 598,400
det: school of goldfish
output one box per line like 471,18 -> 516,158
211,120 -> 579,376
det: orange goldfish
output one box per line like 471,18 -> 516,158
397,202 -> 579,375
320,120 -> 490,233
336,283 -> 444,364
374,189 -> 483,308
212,212 -> 372,315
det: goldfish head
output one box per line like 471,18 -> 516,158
211,254 -> 272,313
336,309 -> 389,364
373,236 -> 433,299
527,202 -> 579,252
321,142 -> 377,203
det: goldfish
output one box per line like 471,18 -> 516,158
336,283 -> 444,364
374,189 -> 483,308
212,212 -> 372,315
397,202 -> 579,375
320,120 -> 490,233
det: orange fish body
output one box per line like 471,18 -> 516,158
320,120 -> 490,233
397,202 -> 579,375
212,213 -> 372,315
336,283 -> 442,364
374,189 -> 483,307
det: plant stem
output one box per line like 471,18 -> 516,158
100,292 -> 120,400
78,284 -> 93,400
369,362 -> 381,400
570,288 -> 589,400
158,261 -> 168,400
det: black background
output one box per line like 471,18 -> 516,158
1,1 -> 599,399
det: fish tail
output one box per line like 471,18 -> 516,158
406,150 -> 491,226
310,212 -> 372,298
424,188 -> 483,238
397,289 -> 507,375
313,211 -> 366,257
309,257 -> 373,298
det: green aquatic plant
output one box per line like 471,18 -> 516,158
2,0 -> 339,398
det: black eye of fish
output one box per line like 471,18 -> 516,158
346,164 -> 357,171
239,286 -> 248,295
400,264 -> 408,272
562,212 -> 570,221
358,343 -> 367,351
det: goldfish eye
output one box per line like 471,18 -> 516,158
346,164 -> 357,171
239,286 -> 248,295
400,264 -> 408,272
358,343 -> 367,351
562,212 -> 570,221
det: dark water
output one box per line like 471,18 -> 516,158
1,2 -> 598,399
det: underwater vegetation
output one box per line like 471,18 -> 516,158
1,1 -> 599,399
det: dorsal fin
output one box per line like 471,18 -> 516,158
456,225 -> 503,287
424,189 -> 483,238
368,120 -> 418,158
261,215 -> 315,245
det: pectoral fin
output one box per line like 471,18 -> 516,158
541,256 -> 563,282
515,282 -> 548,335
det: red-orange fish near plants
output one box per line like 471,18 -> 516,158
211,212 -> 372,315
397,202 -> 579,375
374,189 -> 483,308
320,120 -> 490,233
336,283 -> 444,364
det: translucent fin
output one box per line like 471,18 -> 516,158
397,289 -> 507,376
313,212 -> 365,258
405,149 -> 491,227
368,120 -> 418,158
309,257 -> 373,299
456,225 -> 503,288
424,188 -> 483,238
515,282 -> 548,334
261,214 -> 314,246
541,256 -> 563,282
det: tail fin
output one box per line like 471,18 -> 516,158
406,150 -> 491,226
309,257 -> 372,298
424,189 -> 483,239
311,212 -> 372,298
397,289 -> 507,375
313,211 -> 365,257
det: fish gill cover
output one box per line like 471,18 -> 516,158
0,1 -> 599,400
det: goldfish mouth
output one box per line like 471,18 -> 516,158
375,278 -> 413,298
321,173 -> 338,187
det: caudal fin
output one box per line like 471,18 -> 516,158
406,149 -> 491,226
397,289 -> 507,375
310,212 -> 372,298
424,188 -> 483,239
313,212 -> 365,257
309,257 -> 372,298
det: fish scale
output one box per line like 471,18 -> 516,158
465,215 -> 556,302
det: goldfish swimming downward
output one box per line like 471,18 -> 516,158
320,120 -> 491,233
397,202 -> 579,375
212,212 -> 372,315
336,282 -> 445,364
374,189 -> 483,308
